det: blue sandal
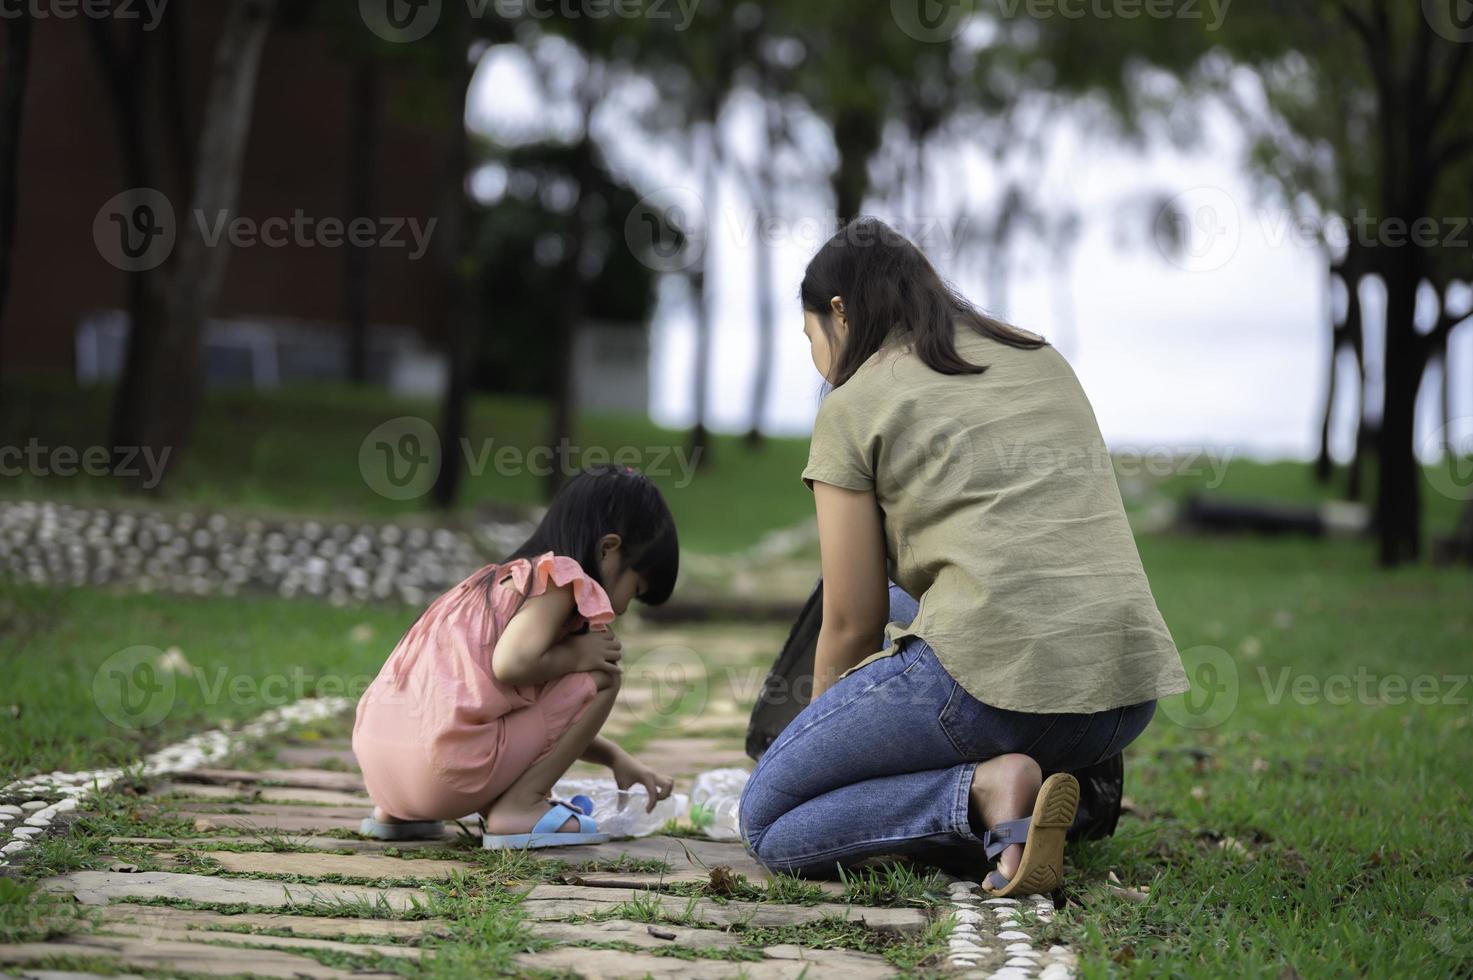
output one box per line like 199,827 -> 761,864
483,796 -> 609,850
980,772 -> 1079,897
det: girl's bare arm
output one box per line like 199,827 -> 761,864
491,585 -> 621,685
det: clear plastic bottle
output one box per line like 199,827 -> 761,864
551,777 -> 689,837
691,768 -> 750,841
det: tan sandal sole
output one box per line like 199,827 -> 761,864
982,772 -> 1079,897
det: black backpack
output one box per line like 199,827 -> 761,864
745,579 -> 1124,842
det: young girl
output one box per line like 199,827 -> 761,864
740,219 -> 1189,895
353,465 -> 678,848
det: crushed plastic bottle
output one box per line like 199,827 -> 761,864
690,768 -> 750,841
551,777 -> 688,838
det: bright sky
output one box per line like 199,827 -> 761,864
469,42 -> 1473,464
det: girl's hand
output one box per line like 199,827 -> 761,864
569,627 -> 623,678
610,751 -> 675,813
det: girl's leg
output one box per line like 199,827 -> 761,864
483,671 -> 621,834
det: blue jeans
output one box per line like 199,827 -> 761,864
739,584 -> 1156,876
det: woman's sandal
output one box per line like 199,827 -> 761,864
482,796 -> 609,850
980,772 -> 1080,897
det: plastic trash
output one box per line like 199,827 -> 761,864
551,777 -> 688,838
691,767 -> 750,841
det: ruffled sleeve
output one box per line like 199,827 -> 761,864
505,552 -> 615,628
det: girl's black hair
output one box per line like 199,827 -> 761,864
800,217 -> 1046,387
501,464 -> 679,606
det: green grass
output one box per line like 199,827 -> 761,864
1061,532 -> 1473,977
0,376 -> 816,554
0,585 -> 418,784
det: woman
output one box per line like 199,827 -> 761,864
739,219 -> 1188,896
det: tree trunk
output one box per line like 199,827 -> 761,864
745,88 -> 779,447
122,0 -> 274,475
86,16 -> 168,458
687,121 -> 718,471
0,8 -> 34,370
345,62 -> 379,384
1314,258 -> 1342,483
830,107 -> 879,225
1375,245 -> 1427,566
430,16 -> 475,510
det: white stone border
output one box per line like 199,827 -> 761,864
0,696 -> 352,866
946,878 -> 1078,978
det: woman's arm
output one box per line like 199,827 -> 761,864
491,585 -> 621,685
811,480 -> 890,698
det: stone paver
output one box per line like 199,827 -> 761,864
176,767 -> 366,793
514,945 -> 893,979
97,902 -> 450,940
520,883 -> 928,934
535,835 -> 771,881
0,934 -> 394,978
569,869 -> 847,899
111,834 -> 456,852
162,848 -> 480,880
41,870 -> 428,911
100,922 -> 423,960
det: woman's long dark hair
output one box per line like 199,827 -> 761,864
501,464 -> 679,606
800,217 -> 1046,387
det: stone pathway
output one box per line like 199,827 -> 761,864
2,699 -> 1080,978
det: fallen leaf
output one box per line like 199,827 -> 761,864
192,817 -> 217,832
1219,837 -> 1255,860
1107,882 -> 1150,904
1191,786 -> 1208,801
1112,945 -> 1136,965
107,862 -> 138,873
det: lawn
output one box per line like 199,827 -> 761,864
0,377 -> 814,554
3,378 -> 1471,975
0,586 -> 419,785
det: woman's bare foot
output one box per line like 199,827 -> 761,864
481,794 -> 579,835
969,754 -> 1042,881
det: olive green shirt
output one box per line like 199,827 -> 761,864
802,326 -> 1189,714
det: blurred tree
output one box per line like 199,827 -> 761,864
994,0 -> 1473,565
469,141 -> 660,397
0,6 -> 33,371
90,0 -> 276,485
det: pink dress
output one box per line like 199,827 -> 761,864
351,551 -> 615,821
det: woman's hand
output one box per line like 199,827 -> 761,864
609,750 -> 675,813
